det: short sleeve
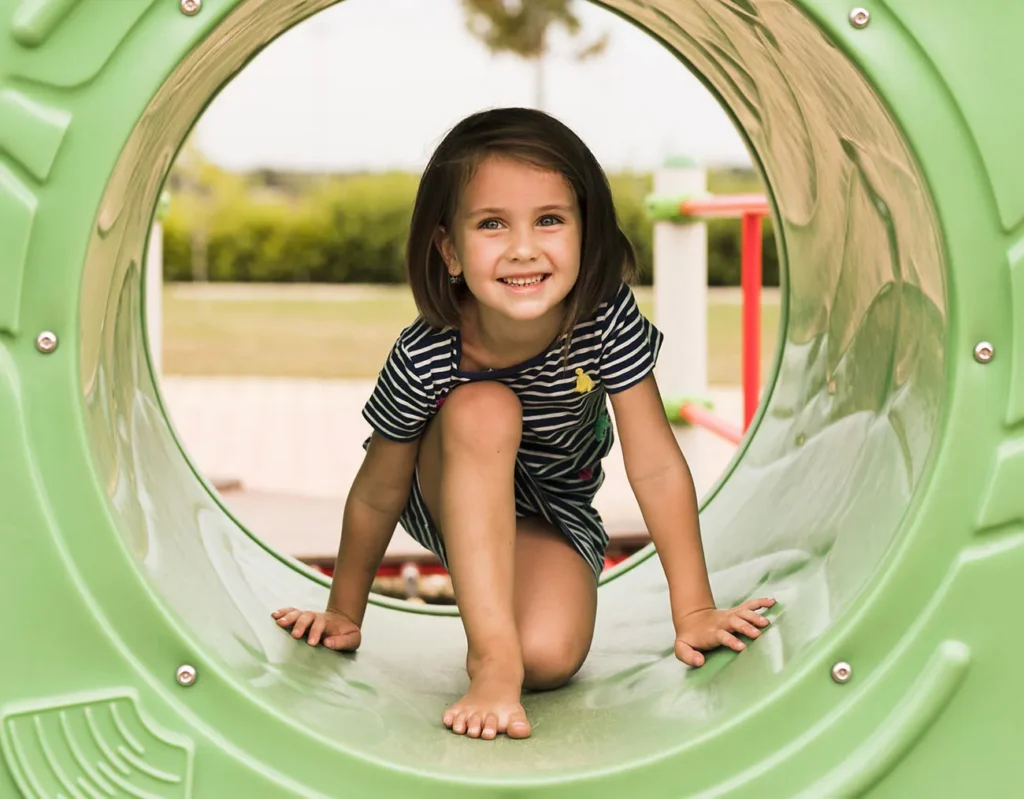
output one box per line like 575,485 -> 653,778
362,338 -> 435,442
600,283 -> 664,394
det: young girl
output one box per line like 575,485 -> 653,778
273,107 -> 774,741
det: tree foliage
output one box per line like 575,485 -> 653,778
459,0 -> 606,60
159,165 -> 779,288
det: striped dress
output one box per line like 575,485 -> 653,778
362,281 -> 663,576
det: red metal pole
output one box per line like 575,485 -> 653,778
741,212 -> 762,429
679,194 -> 770,218
678,403 -> 744,445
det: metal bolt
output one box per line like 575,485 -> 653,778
831,661 -> 852,683
849,7 -> 870,28
180,0 -> 201,15
974,341 -> 994,363
176,664 -> 197,687
35,331 -> 58,353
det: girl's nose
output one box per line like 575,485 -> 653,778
508,227 -> 539,261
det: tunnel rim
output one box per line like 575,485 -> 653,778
63,0 -> 963,787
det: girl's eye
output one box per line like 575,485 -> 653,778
538,215 -> 563,227
478,219 -> 503,230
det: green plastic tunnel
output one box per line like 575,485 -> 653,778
1,0 -> 1022,796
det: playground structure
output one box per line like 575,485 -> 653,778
2,1 -> 1022,797
647,168 -> 771,443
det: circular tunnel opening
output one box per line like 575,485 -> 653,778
78,0 -> 946,782
145,0 -> 779,603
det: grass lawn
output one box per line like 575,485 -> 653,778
162,284 -> 781,385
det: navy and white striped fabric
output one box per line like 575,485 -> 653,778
362,281 -> 663,576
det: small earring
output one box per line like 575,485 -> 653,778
449,273 -> 463,285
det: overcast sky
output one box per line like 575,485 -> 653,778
192,0 -> 751,173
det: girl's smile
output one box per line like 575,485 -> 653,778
498,272 -> 550,290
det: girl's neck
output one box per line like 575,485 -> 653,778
461,299 -> 565,370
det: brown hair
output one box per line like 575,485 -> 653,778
406,107 -> 637,342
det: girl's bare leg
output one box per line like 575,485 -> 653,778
513,516 -> 597,693
417,381 -> 529,739
417,382 -> 599,739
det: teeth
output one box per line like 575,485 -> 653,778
501,275 -> 546,286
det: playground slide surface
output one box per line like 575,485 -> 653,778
3,0 -> 1024,796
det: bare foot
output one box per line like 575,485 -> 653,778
442,663 -> 531,740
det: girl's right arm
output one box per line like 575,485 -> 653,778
327,432 -> 420,625
272,432 -> 419,647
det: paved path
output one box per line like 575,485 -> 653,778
160,377 -> 745,562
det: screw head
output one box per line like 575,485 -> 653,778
176,664 -> 197,686
180,0 -> 201,15
831,661 -> 852,683
849,7 -> 870,28
974,341 -> 994,363
35,331 -> 58,353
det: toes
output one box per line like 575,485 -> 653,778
445,701 -> 529,740
507,710 -> 531,739
482,713 -> 499,740
466,713 -> 483,738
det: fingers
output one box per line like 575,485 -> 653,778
729,614 -> 763,640
307,615 -> 326,647
673,603 -> 773,668
274,609 -> 303,628
274,607 -> 362,652
742,597 -> 776,611
739,609 -> 770,629
291,611 -> 317,640
674,639 -> 705,667
718,628 -> 745,651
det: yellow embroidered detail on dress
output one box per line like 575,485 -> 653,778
574,368 -> 595,393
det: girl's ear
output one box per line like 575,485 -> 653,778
434,227 -> 461,277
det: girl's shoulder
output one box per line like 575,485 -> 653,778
589,281 -> 642,336
388,316 -> 457,377
393,315 -> 455,351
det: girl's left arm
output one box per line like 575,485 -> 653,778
609,374 -> 775,666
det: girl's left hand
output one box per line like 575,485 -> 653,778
673,598 -> 776,667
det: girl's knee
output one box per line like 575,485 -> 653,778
521,635 -> 586,691
439,382 -> 522,451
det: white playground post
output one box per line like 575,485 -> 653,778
652,156 -> 707,406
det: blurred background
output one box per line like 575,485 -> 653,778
152,0 -> 781,602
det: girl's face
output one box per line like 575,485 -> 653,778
439,155 -> 582,326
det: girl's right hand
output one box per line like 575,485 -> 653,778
272,607 -> 362,651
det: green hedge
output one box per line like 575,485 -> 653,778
162,170 -> 779,286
